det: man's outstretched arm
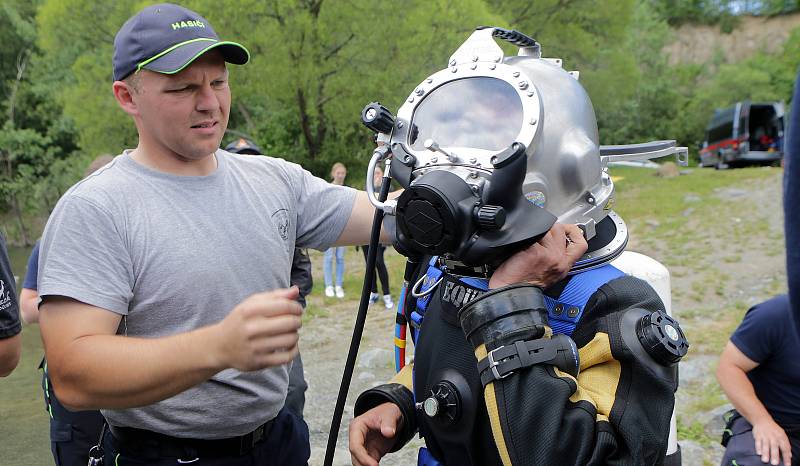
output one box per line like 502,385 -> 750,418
335,191 -> 401,246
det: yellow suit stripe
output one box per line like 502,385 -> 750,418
390,362 -> 414,389
476,344 -> 513,466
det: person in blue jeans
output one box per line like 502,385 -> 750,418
324,162 -> 348,298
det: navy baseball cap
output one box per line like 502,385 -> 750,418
113,3 -> 249,82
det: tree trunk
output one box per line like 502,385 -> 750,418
3,157 -> 29,245
297,88 -> 320,160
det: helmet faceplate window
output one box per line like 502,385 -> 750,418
409,78 -> 523,152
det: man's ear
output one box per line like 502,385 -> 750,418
112,80 -> 138,116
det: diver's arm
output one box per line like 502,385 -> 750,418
350,363 -> 416,464
349,402 -> 404,466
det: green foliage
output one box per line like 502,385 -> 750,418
654,0 -> 799,26
0,0 -> 83,244
3,0 -> 800,242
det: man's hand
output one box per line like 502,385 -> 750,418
349,402 -> 403,466
489,223 -> 588,289
213,287 -> 303,372
752,418 -> 793,466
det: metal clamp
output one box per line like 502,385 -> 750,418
410,274 -> 443,298
366,148 -> 397,215
487,345 -> 512,381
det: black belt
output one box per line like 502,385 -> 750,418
108,418 -> 275,458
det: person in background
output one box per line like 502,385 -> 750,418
717,295 -> 800,466
19,155 -> 112,466
359,165 -> 393,309
224,138 -> 310,418
324,162 -> 348,299
0,230 -> 21,377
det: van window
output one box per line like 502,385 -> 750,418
707,121 -> 733,145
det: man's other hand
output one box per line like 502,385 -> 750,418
214,287 -> 302,372
489,223 -> 588,289
753,418 -> 792,466
349,402 -> 403,466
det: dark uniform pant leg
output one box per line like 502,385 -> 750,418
103,408 -> 310,466
43,365 -> 104,466
720,416 -> 800,466
285,353 -> 307,419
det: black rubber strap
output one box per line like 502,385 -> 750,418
477,338 -> 558,386
354,383 -> 417,453
476,26 -> 539,48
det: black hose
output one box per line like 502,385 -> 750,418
323,172 -> 392,466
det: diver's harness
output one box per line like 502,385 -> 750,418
363,257 -> 689,466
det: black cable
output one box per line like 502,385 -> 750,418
323,171 -> 392,466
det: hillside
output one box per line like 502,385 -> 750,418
665,12 -> 800,65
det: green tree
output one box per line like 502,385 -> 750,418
1,0 -> 82,244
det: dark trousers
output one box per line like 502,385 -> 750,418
285,352 -> 307,419
721,414 -> 800,466
361,245 -> 390,295
42,361 -> 105,466
103,408 -> 310,466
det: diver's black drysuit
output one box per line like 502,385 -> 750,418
355,258 -> 685,466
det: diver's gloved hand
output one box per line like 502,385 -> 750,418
459,284 -> 580,383
489,223 -> 587,288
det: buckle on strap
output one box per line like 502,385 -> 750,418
487,345 -> 513,381
478,339 -> 558,386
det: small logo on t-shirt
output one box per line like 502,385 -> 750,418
0,279 -> 11,312
271,209 -> 290,241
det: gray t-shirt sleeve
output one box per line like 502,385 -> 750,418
39,195 -> 134,315
284,161 -> 357,250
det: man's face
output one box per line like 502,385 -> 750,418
130,51 -> 230,162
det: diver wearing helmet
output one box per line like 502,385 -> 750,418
348,27 -> 689,466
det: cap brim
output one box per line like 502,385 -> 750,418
141,39 -> 249,75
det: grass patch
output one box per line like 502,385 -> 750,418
677,418 -> 715,445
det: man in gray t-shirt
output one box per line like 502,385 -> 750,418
36,4 -> 371,465
37,4 -> 581,466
